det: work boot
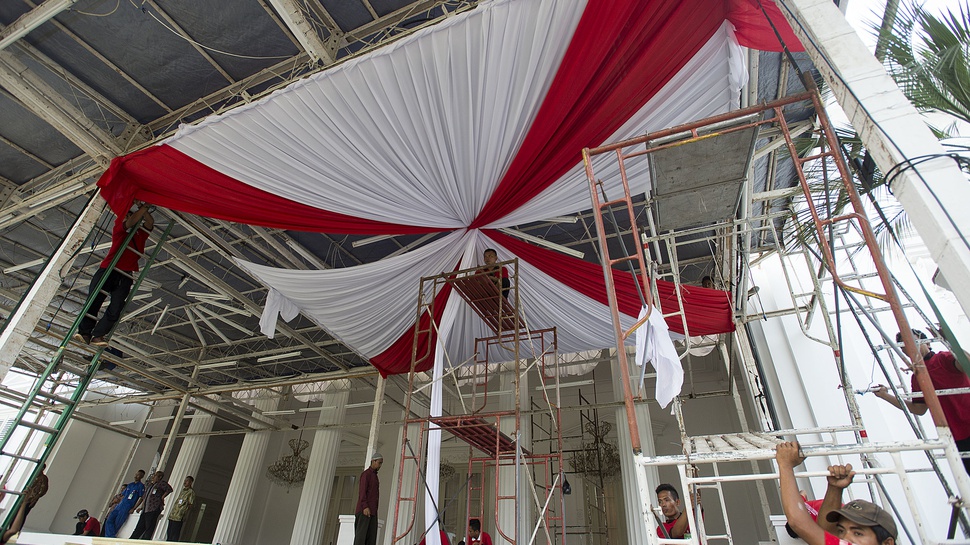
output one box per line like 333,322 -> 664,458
90,336 -> 109,347
72,333 -> 91,344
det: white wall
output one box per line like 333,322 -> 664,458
24,398 -> 173,535
751,247 -> 964,542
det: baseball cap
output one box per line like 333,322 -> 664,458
825,500 -> 897,539
371,452 -> 383,461
75,509 -> 89,519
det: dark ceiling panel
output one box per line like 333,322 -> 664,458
323,0 -> 374,32
153,0 -> 301,82
48,4 -> 234,110
0,92 -> 83,180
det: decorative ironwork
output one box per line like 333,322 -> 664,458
267,438 -> 309,489
569,421 -> 621,478
439,460 -> 456,482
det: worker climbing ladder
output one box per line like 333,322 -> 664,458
390,259 -> 565,545
0,211 -> 172,532
583,89 -> 970,543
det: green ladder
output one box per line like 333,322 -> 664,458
0,215 -> 173,533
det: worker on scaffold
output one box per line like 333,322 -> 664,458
479,248 -> 509,299
74,200 -> 154,347
873,328 -> 970,475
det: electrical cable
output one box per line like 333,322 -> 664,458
71,0 -> 120,17
127,0 -> 294,61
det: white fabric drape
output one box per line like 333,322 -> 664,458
491,21 -> 747,227
168,0 -> 586,228
226,10 -> 748,382
236,229 -> 638,367
235,230 -> 467,357
259,288 -> 299,339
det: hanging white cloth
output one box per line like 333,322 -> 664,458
635,306 -> 683,408
259,288 -> 300,339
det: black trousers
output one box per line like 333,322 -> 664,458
79,268 -> 133,338
354,513 -> 378,545
167,519 -> 184,542
130,510 -> 161,540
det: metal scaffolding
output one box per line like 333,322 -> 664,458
390,260 -> 565,545
582,89 -> 970,544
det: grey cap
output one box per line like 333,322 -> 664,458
826,500 -> 897,539
371,451 -> 383,461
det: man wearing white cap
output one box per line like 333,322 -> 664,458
355,452 -> 383,545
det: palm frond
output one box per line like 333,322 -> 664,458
879,1 -> 970,124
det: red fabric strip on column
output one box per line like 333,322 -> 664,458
369,281 -> 454,377
470,0 -> 726,228
97,145 -> 440,235
486,231 -> 735,336
726,0 -> 803,52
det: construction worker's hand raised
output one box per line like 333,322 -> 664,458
826,463 -> 854,489
775,441 -> 805,469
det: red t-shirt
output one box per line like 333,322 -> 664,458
469,531 -> 492,545
824,531 -> 849,544
101,216 -> 149,272
805,499 -> 824,521
657,518 -> 690,538
911,351 -> 970,441
418,530 -> 450,545
82,517 -> 101,536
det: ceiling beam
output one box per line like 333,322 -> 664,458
0,51 -> 120,164
13,41 -> 140,130
0,0 -> 76,51
266,0 -> 335,64
162,228 -> 352,371
19,0 -> 171,112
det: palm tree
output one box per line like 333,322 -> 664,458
877,0 -> 970,136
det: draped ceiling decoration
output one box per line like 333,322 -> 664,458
98,0 -> 800,378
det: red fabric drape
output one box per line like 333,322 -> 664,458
487,231 -> 735,336
727,0 -> 803,52
97,146 -> 439,235
470,0 -> 727,229
369,282 -> 453,377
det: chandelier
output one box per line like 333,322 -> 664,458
569,421 -> 621,478
267,437 -> 310,489
439,460 -> 456,482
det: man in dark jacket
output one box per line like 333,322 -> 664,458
354,452 -> 383,545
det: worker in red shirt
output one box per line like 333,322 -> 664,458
75,201 -> 154,347
874,329 -> 970,475
73,509 -> 100,536
467,518 -> 491,545
777,442 -> 897,545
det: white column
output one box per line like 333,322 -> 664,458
152,409 -> 215,540
289,384 -> 350,545
612,356 -> 660,545
211,395 -> 279,545
778,0 -> 970,314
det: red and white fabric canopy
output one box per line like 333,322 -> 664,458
98,0 -> 800,377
